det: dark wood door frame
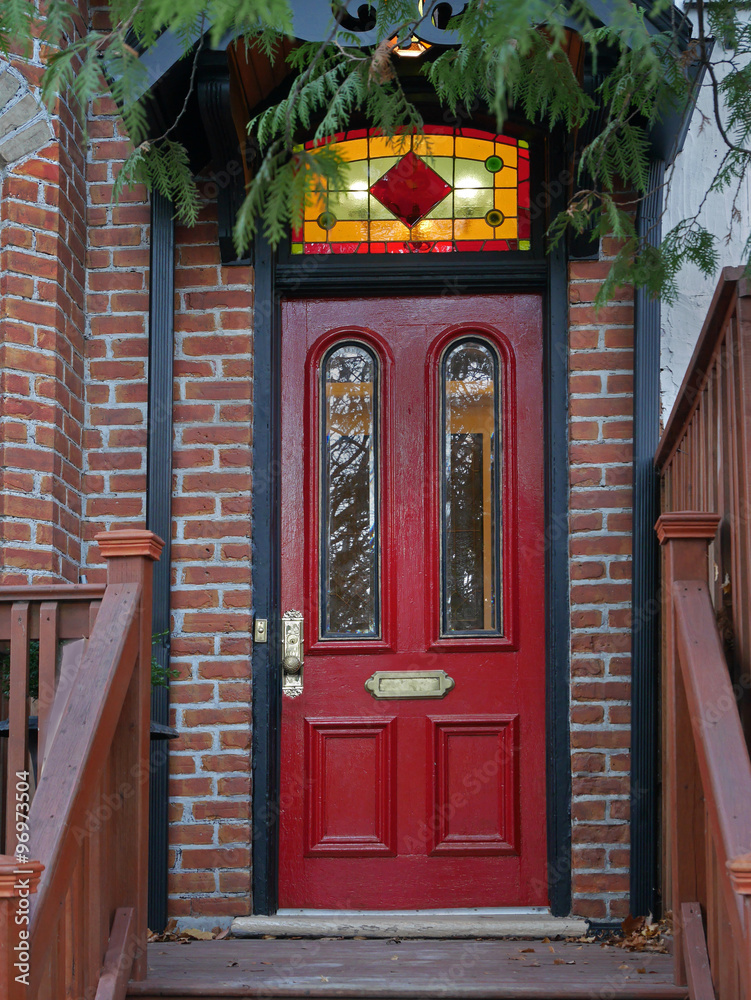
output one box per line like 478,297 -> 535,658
250,134 -> 572,917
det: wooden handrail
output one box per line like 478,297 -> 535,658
659,513 -> 751,998
27,583 -> 140,986
674,583 -> 751,873
0,528 -> 163,999
674,581 -> 751,998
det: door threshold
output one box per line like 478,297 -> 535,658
231,909 -> 588,940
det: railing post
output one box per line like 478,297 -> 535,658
656,511 -> 721,987
95,530 -> 164,982
728,853 -> 751,974
0,857 -> 43,1000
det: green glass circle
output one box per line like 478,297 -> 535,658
317,211 -> 337,231
485,209 -> 504,227
485,155 -> 503,173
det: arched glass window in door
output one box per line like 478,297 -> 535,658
321,343 -> 380,638
292,126 -> 531,255
440,339 -> 502,635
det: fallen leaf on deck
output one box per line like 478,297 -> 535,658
622,914 -> 645,937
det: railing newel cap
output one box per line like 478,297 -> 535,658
0,857 -> 44,898
728,853 -> 751,895
655,512 -> 722,545
95,529 -> 164,562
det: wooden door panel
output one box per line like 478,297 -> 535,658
279,295 -> 546,910
429,716 -> 518,856
305,719 -> 396,856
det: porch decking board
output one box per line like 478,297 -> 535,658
128,939 -> 686,998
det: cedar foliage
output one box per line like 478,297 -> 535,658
1,0 -> 750,304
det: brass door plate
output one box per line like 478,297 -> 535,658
364,669 -> 455,700
281,610 -> 304,698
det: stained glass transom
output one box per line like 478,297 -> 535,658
292,127 -> 531,255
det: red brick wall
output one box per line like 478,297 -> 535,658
0,61 -> 86,583
81,96 -> 254,916
167,221 -> 253,918
568,249 -> 635,921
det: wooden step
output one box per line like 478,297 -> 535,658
127,938 -> 688,999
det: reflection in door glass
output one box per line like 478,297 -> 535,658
441,340 -> 502,634
321,344 -> 379,637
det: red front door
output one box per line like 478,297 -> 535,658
278,295 -> 547,909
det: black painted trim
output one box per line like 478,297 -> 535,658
250,144 -> 572,916
146,191 -> 175,932
629,160 -> 665,918
274,258 -> 548,294
545,134 -> 573,918
197,51 -> 253,266
250,235 -> 282,915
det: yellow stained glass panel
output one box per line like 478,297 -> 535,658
328,220 -> 369,241
330,138 -> 368,162
455,137 -> 494,161
495,216 -> 518,239
413,134 -> 453,158
370,219 -> 410,240
368,135 -> 411,158
411,218 -> 453,241
304,191 -> 326,221
454,218 -> 496,240
495,169 -> 517,189
494,189 -> 518,217
496,143 -> 517,169
304,221 -> 325,242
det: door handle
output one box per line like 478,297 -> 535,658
281,610 -> 304,698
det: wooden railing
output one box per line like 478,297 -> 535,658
0,529 -> 163,1000
656,267 -> 751,997
656,265 -> 751,742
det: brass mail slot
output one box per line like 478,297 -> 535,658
364,670 -> 455,700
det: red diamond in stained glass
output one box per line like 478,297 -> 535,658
369,151 -> 452,228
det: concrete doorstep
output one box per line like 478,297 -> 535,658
231,910 -> 589,940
